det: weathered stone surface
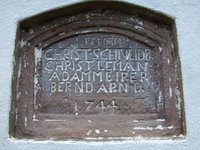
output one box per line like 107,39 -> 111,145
10,6 -> 185,139
40,33 -> 156,115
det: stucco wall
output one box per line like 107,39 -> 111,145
0,0 -> 199,149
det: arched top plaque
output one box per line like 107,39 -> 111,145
10,1 -> 185,139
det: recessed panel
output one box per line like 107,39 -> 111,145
39,33 -> 157,116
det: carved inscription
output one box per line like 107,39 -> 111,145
41,34 -> 156,114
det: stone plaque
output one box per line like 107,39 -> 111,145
10,2 -> 185,140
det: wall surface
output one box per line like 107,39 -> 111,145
0,0 -> 200,149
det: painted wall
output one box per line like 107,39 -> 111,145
0,0 -> 199,149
